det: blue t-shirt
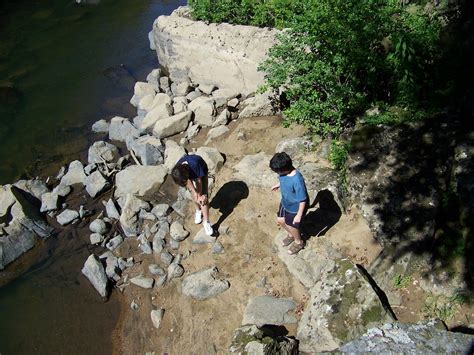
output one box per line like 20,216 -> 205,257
176,154 -> 208,180
279,170 -> 309,213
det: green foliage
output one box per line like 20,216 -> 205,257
188,0 -> 442,136
362,105 -> 431,126
187,0 -> 305,28
329,139 -> 350,172
392,274 -> 412,289
422,289 -> 468,321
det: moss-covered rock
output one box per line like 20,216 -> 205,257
229,325 -> 298,355
297,258 -> 394,352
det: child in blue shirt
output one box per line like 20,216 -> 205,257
270,152 -> 308,254
171,154 -> 214,236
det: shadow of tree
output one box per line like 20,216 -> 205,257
210,180 -> 249,230
346,0 -> 474,293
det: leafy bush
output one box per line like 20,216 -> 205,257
188,0 -> 442,136
329,140 -> 350,172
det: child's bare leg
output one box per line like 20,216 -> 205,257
277,217 -> 302,244
201,202 -> 210,222
286,224 -> 303,244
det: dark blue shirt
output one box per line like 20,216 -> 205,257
176,154 -> 208,180
279,170 -> 309,213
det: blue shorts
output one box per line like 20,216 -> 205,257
277,204 -> 304,229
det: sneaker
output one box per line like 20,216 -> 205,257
194,210 -> 203,224
203,221 -> 214,236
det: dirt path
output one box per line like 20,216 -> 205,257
113,116 -> 381,354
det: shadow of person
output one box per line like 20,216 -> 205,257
210,180 -> 249,230
301,189 -> 342,241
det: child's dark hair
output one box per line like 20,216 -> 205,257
171,164 -> 190,187
269,152 -> 293,173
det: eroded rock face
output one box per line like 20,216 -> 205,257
153,6 -> 279,95
338,320 -> 474,354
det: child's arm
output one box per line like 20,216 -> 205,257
293,200 -> 307,224
271,183 -> 280,191
193,177 -> 207,205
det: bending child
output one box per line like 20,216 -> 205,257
270,152 -> 309,255
171,154 -> 214,236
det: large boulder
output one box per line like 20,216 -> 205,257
88,141 -> 119,164
84,171 -> 110,198
195,147 -> 224,174
233,152 -> 277,188
0,185 -> 53,270
139,103 -> 173,130
181,266 -> 230,300
153,7 -> 279,95
164,140 -> 186,172
81,254 -> 109,298
126,135 -> 163,166
119,194 -> 150,237
13,179 -> 49,200
60,160 -> 86,186
192,98 -> 216,127
114,165 -> 167,199
130,82 -> 156,107
338,320 -> 474,354
239,92 -> 276,118
109,117 -> 140,142
152,111 -> 193,139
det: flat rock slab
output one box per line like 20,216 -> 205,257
181,266 -> 229,300
130,276 -> 155,289
56,209 -> 79,225
192,229 -> 215,244
242,296 -> 297,327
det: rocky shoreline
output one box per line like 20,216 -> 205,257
1,5 -> 473,354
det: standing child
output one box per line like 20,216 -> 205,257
171,154 -> 214,236
270,152 -> 309,255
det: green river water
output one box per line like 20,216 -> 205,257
0,0 -> 185,353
